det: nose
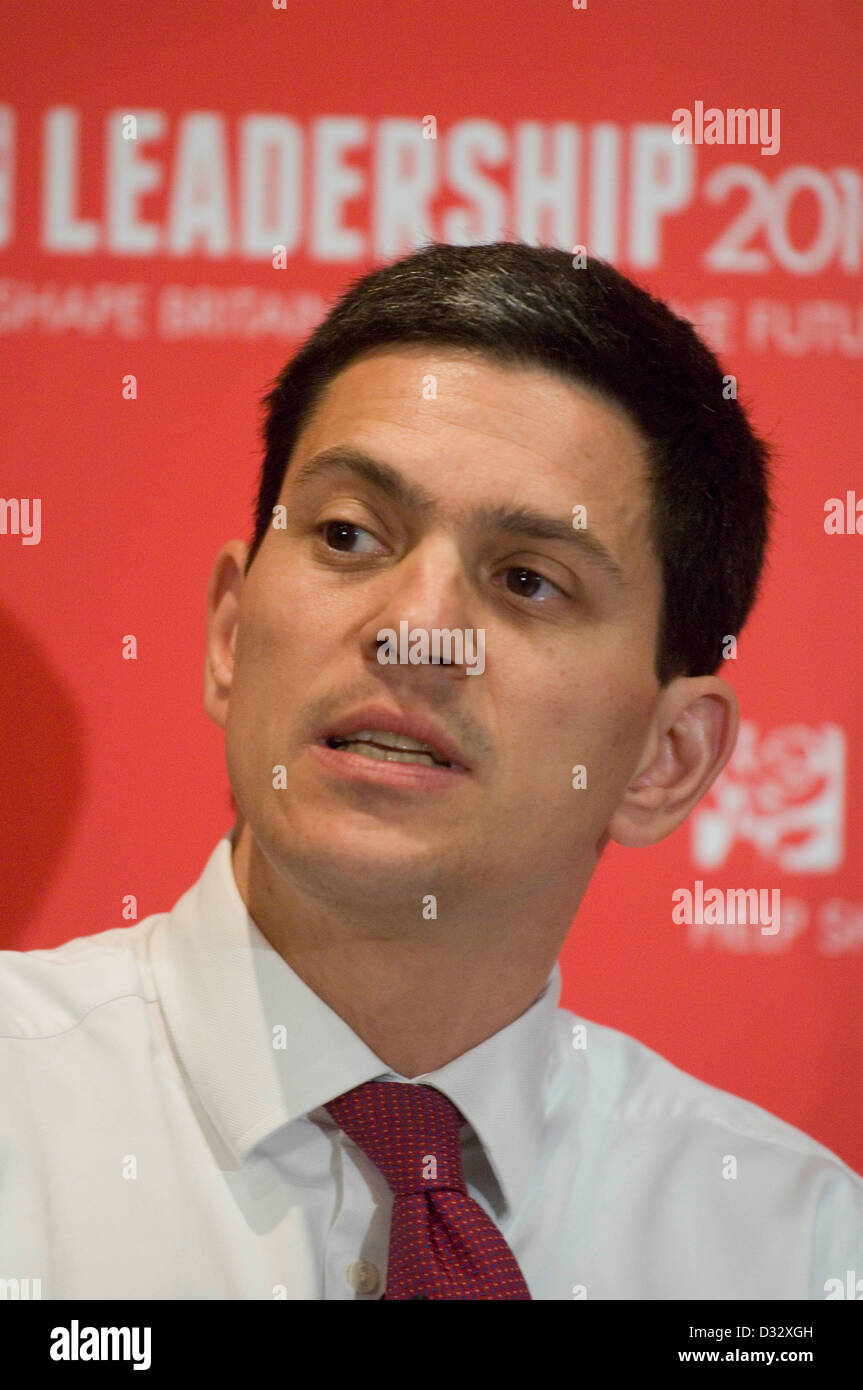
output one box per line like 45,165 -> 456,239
360,536 -> 480,684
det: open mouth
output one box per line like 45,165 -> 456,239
320,729 -> 454,768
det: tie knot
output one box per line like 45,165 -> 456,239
325,1080 -> 468,1196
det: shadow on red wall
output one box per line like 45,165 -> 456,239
0,604 -> 86,946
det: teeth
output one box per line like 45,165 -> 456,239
325,728 -> 450,766
347,729 -> 439,754
341,742 -> 441,765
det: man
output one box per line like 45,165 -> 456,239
1,242 -> 860,1300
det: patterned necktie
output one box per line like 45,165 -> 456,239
324,1079 -> 532,1299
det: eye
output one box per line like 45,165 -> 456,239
319,520 -> 383,554
500,566 -> 563,602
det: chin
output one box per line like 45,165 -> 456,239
270,812 -> 447,884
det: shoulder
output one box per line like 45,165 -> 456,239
553,1005 -> 863,1183
545,1009 -> 863,1296
0,916 -> 163,1043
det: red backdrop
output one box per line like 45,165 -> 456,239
1,0 -> 861,1171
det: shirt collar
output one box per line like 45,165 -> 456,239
149,830 -> 561,1215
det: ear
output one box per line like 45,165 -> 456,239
203,540 -> 249,731
607,675 -> 739,848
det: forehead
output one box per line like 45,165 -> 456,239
288,344 -> 658,578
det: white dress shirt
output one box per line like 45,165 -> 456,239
1,829 -> 861,1301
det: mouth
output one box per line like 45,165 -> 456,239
320,729 -> 455,769
313,706 -> 470,774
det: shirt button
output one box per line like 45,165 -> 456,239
346,1260 -> 380,1295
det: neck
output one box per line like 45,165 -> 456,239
229,818 -> 588,1077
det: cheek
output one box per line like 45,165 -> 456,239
236,576 -> 319,681
250,554 -> 356,653
226,615 -> 294,747
502,660 -> 650,795
493,667 -> 585,786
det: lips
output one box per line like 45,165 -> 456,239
315,706 -> 469,771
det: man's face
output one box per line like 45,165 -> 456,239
215,346 -> 665,912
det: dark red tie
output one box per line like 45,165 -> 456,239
324,1079 -> 532,1299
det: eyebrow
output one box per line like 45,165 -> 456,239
291,445 -> 627,588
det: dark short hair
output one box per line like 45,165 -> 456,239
248,241 -> 772,685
